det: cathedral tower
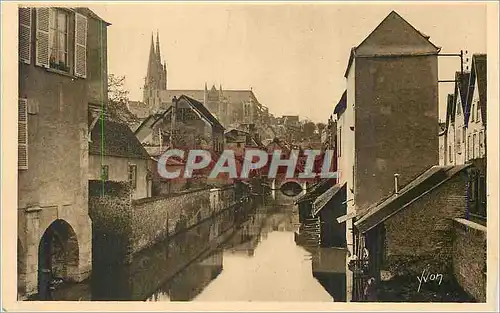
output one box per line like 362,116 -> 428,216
143,31 -> 167,114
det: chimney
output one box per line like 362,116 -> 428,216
394,173 -> 400,195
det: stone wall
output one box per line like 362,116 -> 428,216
452,218 -> 487,302
89,180 -> 238,263
382,173 -> 467,277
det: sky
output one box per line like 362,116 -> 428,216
89,2 -> 486,123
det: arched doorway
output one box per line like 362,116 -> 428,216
37,219 -> 79,300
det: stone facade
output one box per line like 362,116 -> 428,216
89,181 -> 238,265
380,173 -> 468,277
17,7 -> 108,297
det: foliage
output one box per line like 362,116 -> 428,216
106,74 -> 141,127
108,74 -> 130,104
302,121 -> 317,138
316,122 -> 327,134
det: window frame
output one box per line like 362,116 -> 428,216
473,133 -> 477,159
479,130 -> 484,156
48,8 -> 70,72
476,101 -> 481,123
128,164 -> 138,189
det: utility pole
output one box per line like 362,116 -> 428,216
438,50 -> 468,83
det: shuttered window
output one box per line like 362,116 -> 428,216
48,8 -> 69,71
74,13 -> 87,78
19,8 -> 32,64
18,99 -> 28,169
35,7 -> 50,67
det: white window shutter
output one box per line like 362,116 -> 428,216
19,8 -> 32,64
35,7 -> 50,68
18,98 -> 29,170
74,13 -> 87,78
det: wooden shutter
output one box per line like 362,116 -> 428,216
74,13 -> 87,78
35,7 -> 50,67
18,99 -> 28,169
19,8 -> 32,64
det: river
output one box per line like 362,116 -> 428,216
44,194 -> 348,302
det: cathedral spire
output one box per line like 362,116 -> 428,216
146,32 -> 157,83
155,30 -> 161,63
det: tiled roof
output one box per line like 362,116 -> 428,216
333,90 -> 347,116
160,89 -> 259,107
344,11 -> 440,78
127,100 -> 150,119
179,95 -> 225,130
355,164 -> 471,233
89,119 -> 150,160
473,54 -> 487,126
311,182 -> 346,217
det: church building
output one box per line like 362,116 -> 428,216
134,32 -> 269,130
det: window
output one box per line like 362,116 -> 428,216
18,98 -> 29,170
468,135 -> 471,160
49,8 -> 69,71
448,145 -> 452,164
35,8 -> 87,77
471,102 -> 475,121
479,131 -> 484,156
462,127 -> 466,143
128,164 -> 137,189
472,133 -> 477,159
456,129 -> 461,153
101,165 -> 109,181
476,102 -> 480,123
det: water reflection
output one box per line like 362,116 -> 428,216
61,194 -> 348,302
144,196 -> 346,302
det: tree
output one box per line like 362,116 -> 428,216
302,121 -> 316,138
106,74 -> 140,126
108,74 -> 129,104
316,122 -> 327,135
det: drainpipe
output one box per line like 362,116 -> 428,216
394,173 -> 400,195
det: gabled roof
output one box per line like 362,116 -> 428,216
135,95 -> 225,138
355,164 -> 471,233
333,90 -> 347,116
443,93 -> 455,133
89,119 -> 150,160
475,55 -> 487,126
465,54 -> 487,126
445,71 -> 470,129
456,71 -> 471,121
179,95 -> 225,130
344,11 -> 440,78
